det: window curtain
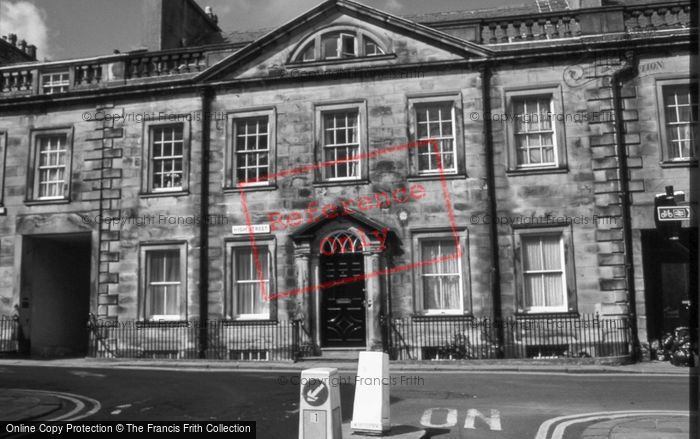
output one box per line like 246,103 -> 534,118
147,250 -> 180,317
234,248 -> 270,316
523,236 -> 563,308
422,240 -> 460,311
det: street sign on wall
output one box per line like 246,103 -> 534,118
232,224 -> 271,234
657,206 -> 691,221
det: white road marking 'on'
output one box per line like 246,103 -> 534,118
420,408 -> 458,428
535,410 -> 690,439
465,409 -> 502,431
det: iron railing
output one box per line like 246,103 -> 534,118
205,320 -> 300,361
389,314 -> 630,360
88,319 -> 302,361
0,316 -> 19,354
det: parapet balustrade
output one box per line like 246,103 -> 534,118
624,2 -> 693,32
481,13 -> 581,44
125,49 -> 207,79
0,47 -> 210,97
0,1 -> 694,96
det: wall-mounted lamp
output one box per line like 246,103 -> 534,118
397,209 -> 409,227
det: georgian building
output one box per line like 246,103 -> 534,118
0,0 -> 696,360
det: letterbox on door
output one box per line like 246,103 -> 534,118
298,367 -> 342,439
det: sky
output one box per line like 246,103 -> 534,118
0,0 -> 523,61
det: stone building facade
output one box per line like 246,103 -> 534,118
0,0 -> 696,360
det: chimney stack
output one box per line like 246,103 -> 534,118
205,6 -> 218,25
142,0 -> 221,51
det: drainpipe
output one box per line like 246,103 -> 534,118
198,87 -> 213,359
480,64 -> 505,358
611,50 -> 640,361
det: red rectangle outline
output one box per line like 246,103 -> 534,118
238,139 -> 460,302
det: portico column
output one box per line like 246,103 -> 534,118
293,242 -> 312,346
363,247 -> 383,351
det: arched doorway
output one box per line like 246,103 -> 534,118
319,231 -> 366,347
290,211 -> 399,353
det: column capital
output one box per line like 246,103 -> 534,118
293,241 -> 312,257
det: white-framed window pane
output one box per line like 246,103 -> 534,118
41,72 -> 70,94
300,42 -> 315,62
521,235 -> 565,310
663,85 -> 698,160
421,239 -> 461,311
36,134 -> 68,199
415,104 -> 456,173
364,37 -> 384,56
235,116 -> 270,185
151,125 -> 184,190
146,249 -> 181,318
322,33 -> 339,59
514,96 -> 556,167
323,111 -> 360,180
233,247 -> 270,317
340,33 -> 356,57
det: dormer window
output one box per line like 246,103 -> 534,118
291,28 -> 388,63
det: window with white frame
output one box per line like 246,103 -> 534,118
364,37 -> 385,56
41,72 -> 70,94
415,103 -> 457,174
234,116 -> 270,185
513,96 -> 557,168
229,246 -> 271,319
322,110 -> 360,180
142,245 -> 186,321
35,134 -> 69,200
150,125 -> 184,191
292,29 -> 387,63
322,32 -> 356,59
414,234 -> 469,315
520,234 -> 567,312
662,84 -> 697,161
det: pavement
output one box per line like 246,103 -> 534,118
0,357 -> 695,374
581,415 -> 691,439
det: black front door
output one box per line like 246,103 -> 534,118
321,253 -> 366,347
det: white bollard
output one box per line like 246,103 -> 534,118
298,367 -> 342,439
351,351 -> 391,435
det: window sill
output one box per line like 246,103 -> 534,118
224,184 -> 278,193
513,311 -> 579,318
140,190 -> 190,198
286,53 -> 396,68
407,173 -> 466,182
411,312 -> 473,320
506,167 -> 568,177
221,318 -> 278,325
659,159 -> 698,168
313,179 -> 369,188
136,320 -> 190,327
25,198 -> 71,206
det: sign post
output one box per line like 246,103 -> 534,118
654,186 -> 689,241
351,351 -> 391,435
298,368 -> 342,439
